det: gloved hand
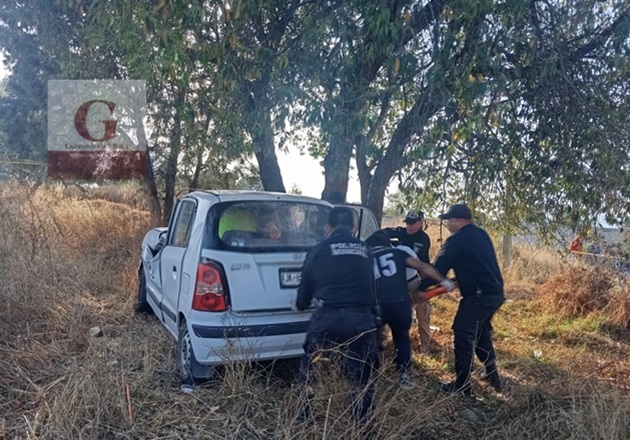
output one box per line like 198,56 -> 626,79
441,279 -> 455,292
289,298 -> 300,312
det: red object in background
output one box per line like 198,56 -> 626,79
569,235 -> 583,253
47,150 -> 146,180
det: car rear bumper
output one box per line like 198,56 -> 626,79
188,311 -> 312,366
192,320 -> 309,338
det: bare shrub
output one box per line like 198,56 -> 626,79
503,244 -> 565,286
537,266 -> 630,327
603,281 -> 630,328
493,383 -> 630,440
0,179 -> 149,357
61,181 -> 150,211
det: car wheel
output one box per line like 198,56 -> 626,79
178,320 -> 215,386
135,268 -> 153,314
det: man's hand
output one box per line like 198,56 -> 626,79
441,279 -> 455,292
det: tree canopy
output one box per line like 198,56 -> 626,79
0,0 -> 627,232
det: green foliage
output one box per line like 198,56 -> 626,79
289,183 -> 302,195
0,1 -> 125,162
387,0 -> 630,236
0,0 -> 626,235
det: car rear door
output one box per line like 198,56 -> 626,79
160,199 -> 196,334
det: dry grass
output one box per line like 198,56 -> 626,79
538,266 -> 630,327
1,182 -> 629,439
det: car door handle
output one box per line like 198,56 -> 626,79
172,266 -> 177,272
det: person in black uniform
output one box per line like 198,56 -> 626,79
431,204 -> 505,395
382,210 -> 433,353
293,207 -> 379,424
366,231 -> 453,389
382,210 -> 431,262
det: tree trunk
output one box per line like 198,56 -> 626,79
321,141 -> 353,202
190,145 -> 204,191
162,87 -> 186,225
144,148 -> 162,226
365,175 -> 388,226
321,0 -> 448,206
356,139 -> 372,204
249,106 -> 285,193
321,104 -> 361,202
359,90 -> 442,222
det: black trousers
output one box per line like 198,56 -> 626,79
297,307 -> 379,424
379,301 -> 412,373
452,296 -> 503,387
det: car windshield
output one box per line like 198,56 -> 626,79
213,201 -> 331,252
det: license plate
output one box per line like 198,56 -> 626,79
279,269 -> 301,288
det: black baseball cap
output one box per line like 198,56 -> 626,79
404,210 -> 425,223
366,230 -> 392,248
439,204 -> 472,220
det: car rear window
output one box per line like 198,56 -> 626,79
212,201 -> 331,252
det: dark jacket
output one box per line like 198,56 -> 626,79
296,229 -> 375,310
382,227 -> 431,263
433,223 -> 504,306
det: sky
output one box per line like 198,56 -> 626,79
277,150 -> 364,202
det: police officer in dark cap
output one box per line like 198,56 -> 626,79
432,203 -> 504,395
293,206 -> 379,425
382,209 -> 431,263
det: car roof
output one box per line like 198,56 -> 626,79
186,190 -> 333,205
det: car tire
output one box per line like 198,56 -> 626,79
135,268 -> 153,314
178,320 -> 215,386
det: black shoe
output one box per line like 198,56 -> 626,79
439,381 -> 473,397
481,371 -> 503,392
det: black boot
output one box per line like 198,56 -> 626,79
439,380 -> 473,397
481,370 -> 502,392
481,363 -> 502,392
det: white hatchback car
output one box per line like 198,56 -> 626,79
136,191 -> 379,384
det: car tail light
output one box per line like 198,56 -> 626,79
192,261 -> 228,312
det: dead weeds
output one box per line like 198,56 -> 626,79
538,266 -> 630,327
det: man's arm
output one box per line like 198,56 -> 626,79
381,227 -> 403,240
295,247 -> 318,310
432,237 -> 459,276
417,231 -> 431,263
405,257 -> 447,286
